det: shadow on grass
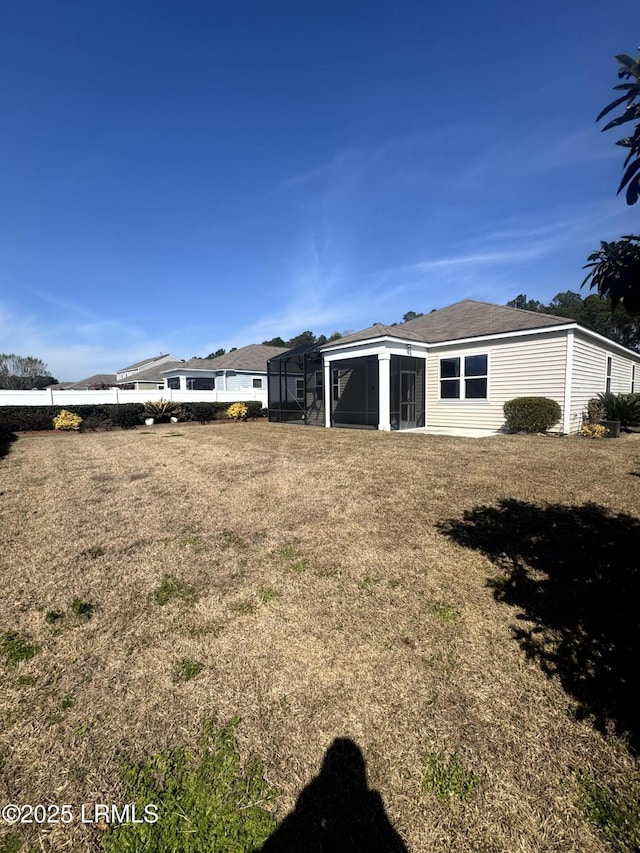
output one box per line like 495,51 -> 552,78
438,499 -> 640,753
0,430 -> 17,459
256,738 -> 409,852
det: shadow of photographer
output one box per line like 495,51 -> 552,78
255,738 -> 409,852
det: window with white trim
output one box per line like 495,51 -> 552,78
252,377 -> 263,389
606,356 -> 612,393
631,364 -> 635,393
440,354 -> 488,399
296,378 -> 304,401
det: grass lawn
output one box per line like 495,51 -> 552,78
1,422 -> 639,852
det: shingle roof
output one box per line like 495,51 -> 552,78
117,353 -> 180,373
321,300 -> 574,348
169,344 -> 289,373
68,374 -> 117,389
115,361 -> 182,385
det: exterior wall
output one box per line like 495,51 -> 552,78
0,388 -> 268,407
569,331 -> 639,430
427,331 -> 568,431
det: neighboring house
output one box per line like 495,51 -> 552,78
68,374 -> 117,390
268,299 -> 640,434
116,354 -> 181,384
162,344 -> 288,392
116,361 -> 183,391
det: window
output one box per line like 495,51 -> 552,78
187,377 -> 214,391
315,370 -> 323,394
252,377 -> 263,389
439,355 -> 488,399
606,356 -> 612,393
632,364 -> 636,393
296,378 -> 304,401
167,377 -> 180,390
332,370 -> 340,402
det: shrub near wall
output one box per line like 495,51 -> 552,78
0,402 -> 265,432
503,397 -> 562,434
0,404 -> 145,432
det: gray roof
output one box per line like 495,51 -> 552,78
116,361 -> 182,385
68,374 -> 117,389
117,353 -> 180,373
168,344 -> 289,373
321,300 -> 574,348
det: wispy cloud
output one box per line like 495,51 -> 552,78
0,301 -> 172,381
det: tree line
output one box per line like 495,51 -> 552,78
506,291 -> 639,351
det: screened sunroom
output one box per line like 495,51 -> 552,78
267,344 -> 325,426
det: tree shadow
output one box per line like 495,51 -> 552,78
438,500 -> 640,753
255,738 -> 410,852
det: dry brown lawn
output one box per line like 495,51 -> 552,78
1,422 -> 639,852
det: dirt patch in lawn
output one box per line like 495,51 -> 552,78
1,425 -> 639,852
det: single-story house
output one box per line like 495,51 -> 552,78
268,299 -> 640,434
162,344 -> 288,392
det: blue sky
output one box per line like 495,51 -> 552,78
1,1 -> 638,379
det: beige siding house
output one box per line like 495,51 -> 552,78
313,300 -> 640,434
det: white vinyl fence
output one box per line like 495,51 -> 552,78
0,388 -> 268,408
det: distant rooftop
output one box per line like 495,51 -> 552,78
167,344 -> 289,373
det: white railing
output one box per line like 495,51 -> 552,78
0,388 -> 268,407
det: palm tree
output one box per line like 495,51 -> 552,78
582,235 -> 640,313
583,53 -> 640,314
597,53 -> 640,205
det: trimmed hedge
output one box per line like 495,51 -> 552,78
0,404 -> 145,432
0,401 -> 267,432
503,397 -> 562,433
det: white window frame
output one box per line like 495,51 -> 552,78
606,356 -> 612,393
252,377 -> 263,389
295,378 -> 304,401
438,352 -> 489,401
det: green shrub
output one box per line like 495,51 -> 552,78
80,414 -> 113,431
503,397 -> 562,433
245,401 -> 263,420
597,392 -> 640,428
112,404 -> 145,429
585,397 -> 608,424
0,406 -> 54,431
144,399 -> 185,422
187,402 -> 218,423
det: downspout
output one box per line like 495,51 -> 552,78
563,329 -> 574,434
